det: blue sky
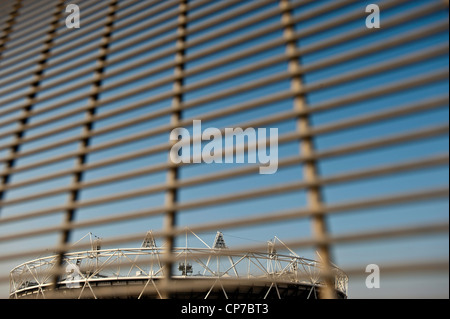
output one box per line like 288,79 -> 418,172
0,0 -> 448,298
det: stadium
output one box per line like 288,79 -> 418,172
9,231 -> 348,299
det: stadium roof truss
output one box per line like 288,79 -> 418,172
9,230 -> 348,299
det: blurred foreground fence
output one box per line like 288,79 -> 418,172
0,0 -> 448,299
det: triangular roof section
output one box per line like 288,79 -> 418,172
212,231 -> 227,249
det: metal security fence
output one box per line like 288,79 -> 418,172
0,0 -> 448,299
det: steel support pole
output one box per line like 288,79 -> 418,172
279,0 -> 336,299
0,0 -> 23,215
52,0 -> 118,290
161,0 -> 187,299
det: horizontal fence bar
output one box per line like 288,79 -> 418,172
1,108 -> 447,199
0,147 -> 447,226
0,0 -> 441,122
0,68 -> 447,180
0,94 -> 447,205
343,260 -> 449,277
0,44 -> 446,167
0,0 -> 108,66
3,19 -> 446,148
0,164 -> 448,243
0,0 -> 441,104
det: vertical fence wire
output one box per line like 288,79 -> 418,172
279,0 -> 336,299
0,0 -> 22,212
53,0 -> 119,290
161,0 -> 188,299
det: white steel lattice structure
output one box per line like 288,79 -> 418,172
9,231 -> 348,299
